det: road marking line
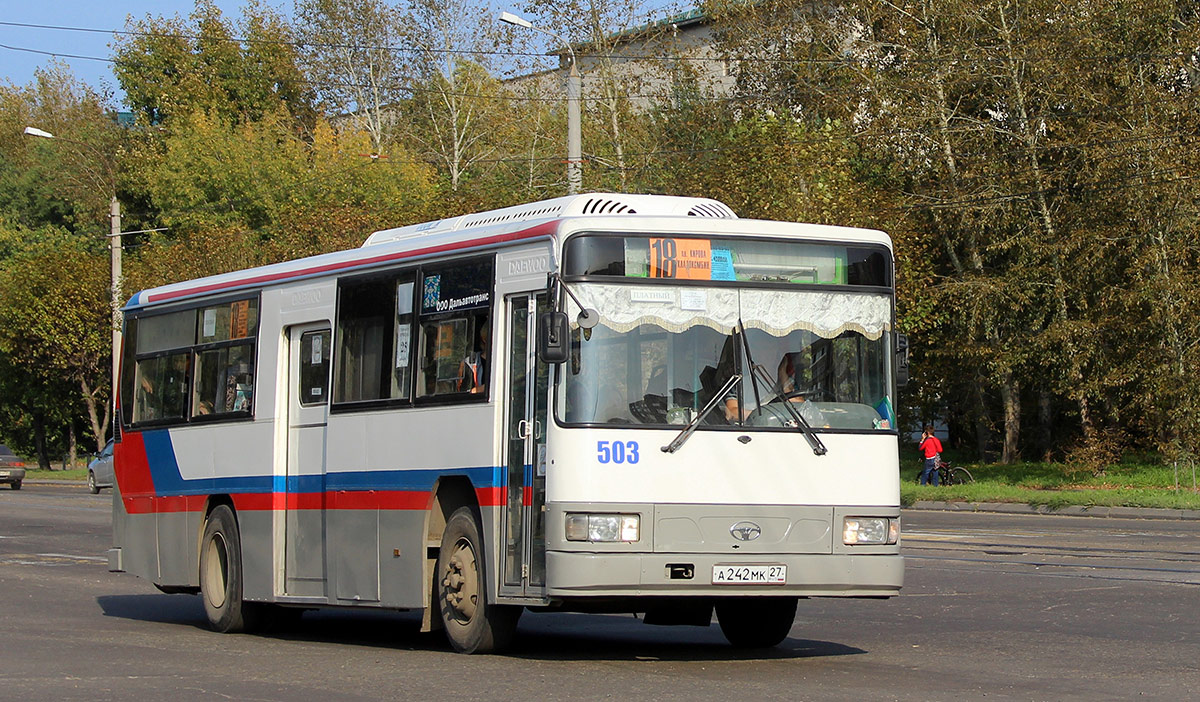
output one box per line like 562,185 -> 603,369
38,553 -> 107,562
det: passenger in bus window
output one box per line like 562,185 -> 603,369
458,318 -> 489,394
136,371 -> 157,421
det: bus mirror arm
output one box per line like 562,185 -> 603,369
548,273 -> 599,330
895,333 -> 910,388
662,374 -> 741,454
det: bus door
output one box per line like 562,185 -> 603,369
500,293 -> 550,597
284,324 -> 331,598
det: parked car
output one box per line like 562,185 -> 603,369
87,440 -> 115,494
0,445 -> 26,490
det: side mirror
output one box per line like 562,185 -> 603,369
895,333 -> 910,388
538,311 -> 570,364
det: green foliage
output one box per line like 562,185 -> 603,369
709,0 -> 1200,461
135,110 -> 435,260
114,0 -> 315,127
899,453 -> 1200,510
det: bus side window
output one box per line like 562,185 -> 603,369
134,352 -> 190,423
414,258 -> 493,400
192,344 -> 254,416
334,275 -> 411,404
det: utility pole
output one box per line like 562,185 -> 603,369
566,60 -> 582,194
109,196 -> 122,438
500,11 -> 583,194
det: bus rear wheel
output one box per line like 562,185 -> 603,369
715,597 -> 798,648
200,504 -> 262,633
437,506 -> 521,654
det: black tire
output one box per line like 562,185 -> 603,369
949,467 -> 974,485
200,504 -> 263,633
11,480 -> 20,490
437,506 -> 521,654
715,597 -> 798,648
88,471 -> 99,494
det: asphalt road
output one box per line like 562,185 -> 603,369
1,484 -> 1197,701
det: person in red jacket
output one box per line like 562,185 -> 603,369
919,425 -> 943,486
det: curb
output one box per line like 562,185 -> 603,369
908,500 -> 1200,521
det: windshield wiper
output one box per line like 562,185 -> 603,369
748,364 -> 827,456
736,321 -> 763,411
661,374 -> 741,454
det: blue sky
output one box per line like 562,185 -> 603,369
0,1 -> 277,103
1,0 -> 685,106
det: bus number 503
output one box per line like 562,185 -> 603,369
597,441 -> 639,465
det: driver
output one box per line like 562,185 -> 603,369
777,353 -> 828,428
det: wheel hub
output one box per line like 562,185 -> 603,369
442,539 -> 479,622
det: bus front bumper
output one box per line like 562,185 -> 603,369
545,551 -> 903,598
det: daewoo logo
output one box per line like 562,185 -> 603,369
730,521 -> 762,542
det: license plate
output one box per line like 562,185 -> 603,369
712,564 -> 786,585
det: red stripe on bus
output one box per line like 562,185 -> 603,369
113,432 -> 156,500
331,490 -> 430,510
122,491 -> 440,514
523,485 -> 533,507
477,485 -> 504,507
145,222 -> 558,304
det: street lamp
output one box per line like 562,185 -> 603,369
499,11 -> 583,194
23,125 -> 123,441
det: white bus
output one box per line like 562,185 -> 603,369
108,193 -> 904,653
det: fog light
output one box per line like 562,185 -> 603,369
844,517 -> 891,545
565,513 -> 640,542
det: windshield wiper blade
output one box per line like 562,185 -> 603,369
749,364 -> 827,456
661,374 -> 741,454
737,320 -> 763,411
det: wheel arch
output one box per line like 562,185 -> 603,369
420,476 -> 482,632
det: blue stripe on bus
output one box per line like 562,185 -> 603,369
139,428 -> 502,498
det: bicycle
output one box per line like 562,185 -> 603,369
937,458 -> 974,486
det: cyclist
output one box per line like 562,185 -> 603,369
918,425 -> 943,486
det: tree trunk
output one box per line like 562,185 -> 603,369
1038,389 -> 1053,460
32,411 -> 50,471
972,381 -> 992,459
80,377 -> 109,451
65,423 -> 77,470
1000,373 -> 1020,464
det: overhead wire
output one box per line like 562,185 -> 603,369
2,18 -> 1196,66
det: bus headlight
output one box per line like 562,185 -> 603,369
843,517 -> 899,545
565,514 -> 640,542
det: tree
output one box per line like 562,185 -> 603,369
114,0 -> 316,128
705,0 -> 1200,462
0,224 -> 111,462
133,108 -> 436,268
293,0 -> 408,154
399,0 -> 512,192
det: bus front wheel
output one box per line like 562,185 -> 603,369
437,506 -> 521,654
200,504 -> 262,633
715,597 -> 798,648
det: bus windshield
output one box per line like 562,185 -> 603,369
557,283 -> 895,431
